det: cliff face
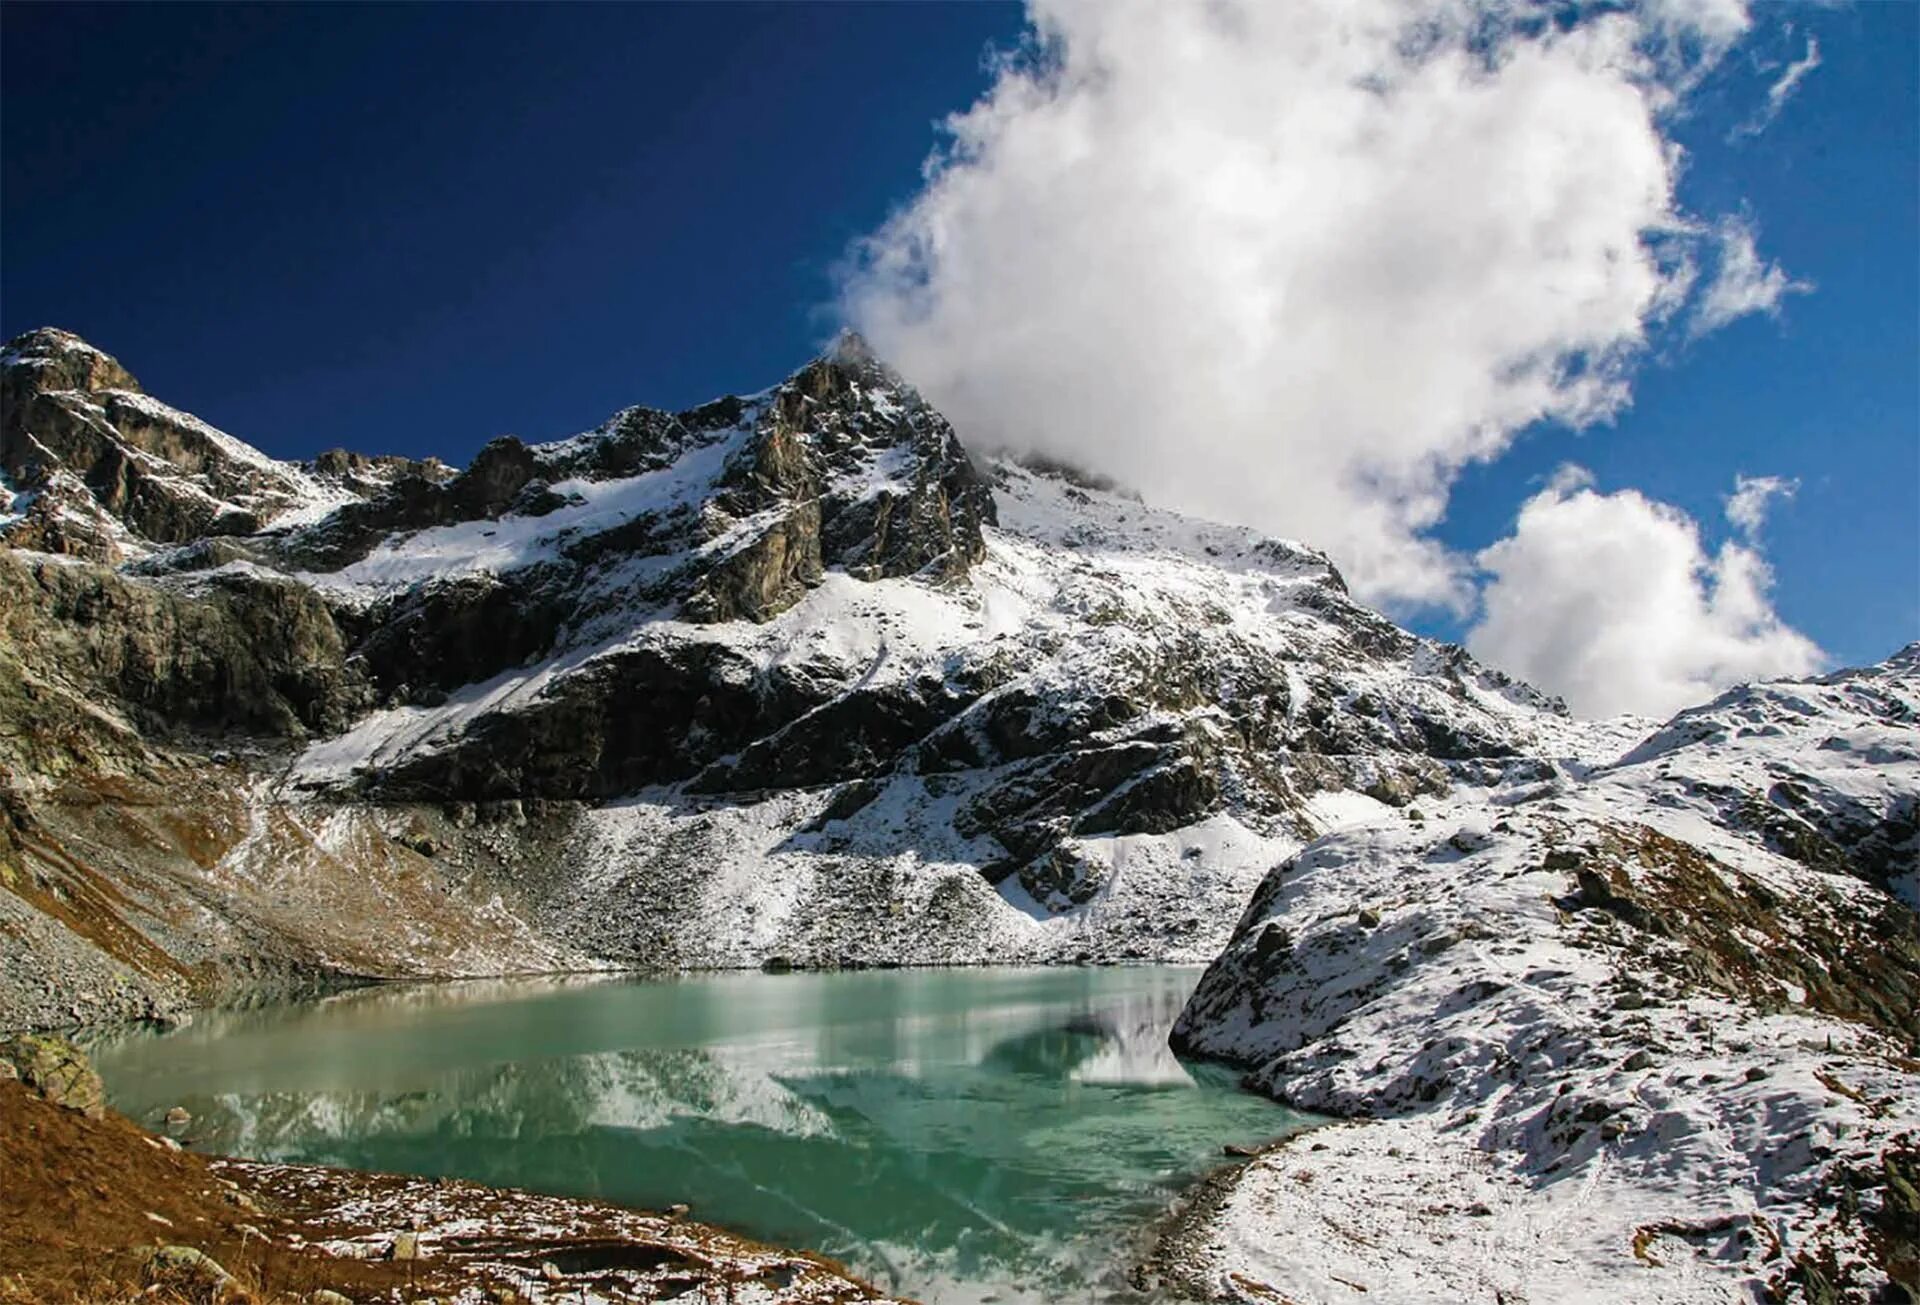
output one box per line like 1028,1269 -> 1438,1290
0,329 -> 382,560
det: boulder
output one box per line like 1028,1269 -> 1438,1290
0,1033 -> 106,1117
143,1245 -> 241,1300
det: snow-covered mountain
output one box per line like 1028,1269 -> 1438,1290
1167,651 -> 1918,1304
3,326 -> 1915,1302
1,325 -> 1572,995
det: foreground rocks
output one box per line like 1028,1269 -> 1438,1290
0,1031 -> 106,1116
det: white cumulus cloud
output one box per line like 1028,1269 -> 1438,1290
1467,468 -> 1824,718
841,0 -> 1797,611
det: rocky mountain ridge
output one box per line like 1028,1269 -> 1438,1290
1164,649 -> 1919,1304
0,328 -> 442,561
2,325 -> 1575,1023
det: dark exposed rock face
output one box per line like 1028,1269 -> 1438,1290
0,329 -> 340,556
2,330 -> 998,759
261,339 -> 997,707
682,497 -> 825,624
373,642 -> 773,799
347,572 -> 574,702
0,549 -> 369,742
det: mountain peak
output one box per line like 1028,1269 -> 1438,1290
0,330 -> 360,559
825,328 -> 880,368
1,326 -> 142,395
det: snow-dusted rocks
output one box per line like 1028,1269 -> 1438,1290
1166,650 -> 1920,1304
0,329 -> 375,559
1611,647 -> 1920,906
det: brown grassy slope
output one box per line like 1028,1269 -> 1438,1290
0,1079 -> 901,1304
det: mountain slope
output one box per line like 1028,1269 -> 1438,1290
1165,649 -> 1920,1304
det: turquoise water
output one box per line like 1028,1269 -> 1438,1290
91,966 -> 1307,1303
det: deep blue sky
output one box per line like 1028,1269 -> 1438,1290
2,3 -> 1025,440
3,2 -> 1914,668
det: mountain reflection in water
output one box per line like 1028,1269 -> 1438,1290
92,967 -> 1311,1303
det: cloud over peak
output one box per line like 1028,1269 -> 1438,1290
842,0 -> 1821,714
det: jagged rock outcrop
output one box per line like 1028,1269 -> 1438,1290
0,329 -> 363,558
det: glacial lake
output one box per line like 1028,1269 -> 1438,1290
91,965 -> 1309,1303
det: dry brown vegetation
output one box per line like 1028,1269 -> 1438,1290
0,1079 -> 898,1304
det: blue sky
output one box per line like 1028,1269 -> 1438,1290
3,2 -> 1914,690
1430,4 -> 1919,670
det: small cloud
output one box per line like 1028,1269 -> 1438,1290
1545,463 -> 1597,496
1733,35 -> 1821,139
1690,217 -> 1810,336
1468,470 -> 1823,717
1767,35 -> 1822,113
1724,473 -> 1796,539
